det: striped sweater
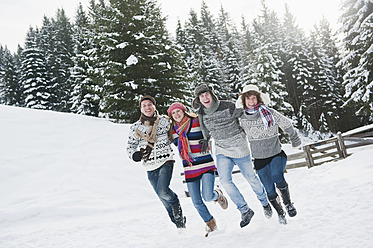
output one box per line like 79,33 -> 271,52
172,117 -> 216,182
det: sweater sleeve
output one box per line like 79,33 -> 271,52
273,109 -> 302,147
126,123 -> 140,159
227,101 -> 244,118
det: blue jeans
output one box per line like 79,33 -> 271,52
187,172 -> 219,223
256,155 -> 287,199
147,161 -> 180,224
216,154 -> 268,214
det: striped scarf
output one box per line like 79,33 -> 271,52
245,103 -> 275,129
174,116 -> 194,166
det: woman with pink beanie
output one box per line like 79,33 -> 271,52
167,102 -> 228,237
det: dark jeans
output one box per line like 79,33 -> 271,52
147,161 -> 179,223
256,155 -> 288,199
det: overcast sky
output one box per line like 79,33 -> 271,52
0,0 -> 342,53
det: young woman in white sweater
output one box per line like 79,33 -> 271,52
237,85 -> 302,225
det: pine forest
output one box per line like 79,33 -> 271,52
0,0 -> 372,139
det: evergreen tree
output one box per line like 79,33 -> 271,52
53,9 -> 75,112
0,46 -> 23,106
216,5 -> 242,99
70,3 -> 101,116
0,45 -> 5,102
304,30 -> 330,133
20,27 -> 50,109
313,18 -> 348,133
178,9 -> 205,89
92,0 -> 189,122
252,1 -> 289,113
197,1 -> 224,97
38,9 -> 74,112
280,4 -> 313,132
237,17 -> 256,90
339,0 -> 373,124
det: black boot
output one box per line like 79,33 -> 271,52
172,203 -> 186,228
269,196 -> 287,225
263,204 -> 273,219
240,208 -> 255,228
278,185 -> 297,217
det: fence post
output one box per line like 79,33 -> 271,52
337,131 -> 348,158
304,145 -> 315,168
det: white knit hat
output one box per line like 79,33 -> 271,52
235,85 -> 270,108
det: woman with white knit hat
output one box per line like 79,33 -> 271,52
236,85 -> 302,225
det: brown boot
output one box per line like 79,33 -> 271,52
215,189 -> 228,210
205,218 -> 217,237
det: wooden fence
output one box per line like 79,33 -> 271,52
180,124 -> 373,196
287,124 -> 373,169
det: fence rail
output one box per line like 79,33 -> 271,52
180,124 -> 373,195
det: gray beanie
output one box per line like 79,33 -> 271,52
192,84 -> 219,109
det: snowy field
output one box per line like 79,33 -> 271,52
0,104 -> 372,248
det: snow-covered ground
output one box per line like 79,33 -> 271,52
1,104 -> 372,248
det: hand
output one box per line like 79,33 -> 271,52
140,143 -> 154,162
199,139 -> 209,154
132,151 -> 143,162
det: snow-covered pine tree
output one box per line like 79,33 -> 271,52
0,45 -> 5,103
0,45 -> 5,102
280,5 -> 313,132
53,9 -> 75,112
177,9 -> 205,90
216,5 -> 242,99
339,0 -> 373,124
304,30 -> 331,134
197,1 -> 225,98
21,27 -> 50,109
70,3 -> 101,116
0,46 -> 23,106
38,9 -> 74,112
252,2 -> 287,111
237,17 -> 257,91
312,18 -> 347,133
91,0 -> 189,122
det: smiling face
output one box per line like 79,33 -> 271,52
245,94 -> 258,108
199,91 -> 213,109
171,108 -> 185,123
140,99 -> 155,117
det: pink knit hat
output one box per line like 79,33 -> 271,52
167,102 -> 187,116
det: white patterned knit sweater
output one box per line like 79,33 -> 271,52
239,108 -> 301,159
127,116 -> 174,171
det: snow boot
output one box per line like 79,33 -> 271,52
278,185 -> 297,217
269,196 -> 287,225
215,189 -> 228,210
240,208 -> 255,228
263,203 -> 273,219
205,218 -> 217,237
172,203 -> 186,228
